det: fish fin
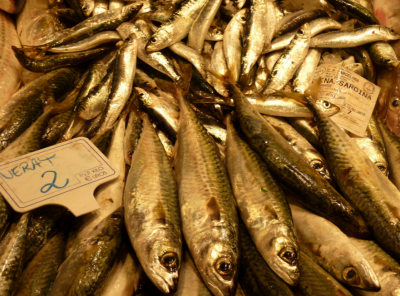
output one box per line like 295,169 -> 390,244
206,197 -> 221,221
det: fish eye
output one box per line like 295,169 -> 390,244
216,30 -> 223,35
126,38 -> 131,42
376,163 -> 387,173
310,159 -> 324,172
299,29 -> 305,34
323,101 -> 331,108
279,247 -> 297,265
215,258 -> 233,276
391,97 -> 400,109
343,267 -> 360,285
240,16 -> 246,21
160,252 -> 179,271
151,37 -> 157,43
385,59 -> 393,64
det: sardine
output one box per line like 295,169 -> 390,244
124,99 -> 142,165
13,47 -> 108,73
264,17 -> 341,54
291,203 -> 380,291
298,251 -> 353,296
14,231 -> 66,296
117,21 -> 181,82
287,117 -> 322,151
175,87 -> 239,296
309,25 -> 400,48
325,0 -> 379,25
49,31 -> 121,53
124,115 -> 182,294
0,11 -> 22,108
169,42 -> 207,79
238,222 -> 295,296
264,115 -> 335,186
263,23 -> 311,95
0,214 -> 30,295
49,208 -> 124,296
366,41 -> 399,70
187,0 -> 223,53
223,75 -> 369,238
211,41 -> 229,97
96,35 -> 137,135
145,0 -> 209,51
343,47 -> 375,82
205,26 -> 224,41
65,115 -> 126,256
276,9 -> 327,37
223,8 -> 247,85
134,68 -> 158,90
226,117 -> 299,285
293,48 -> 323,94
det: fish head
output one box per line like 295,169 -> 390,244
142,239 -> 181,294
264,227 -> 300,286
210,27 -> 224,41
11,46 -> 32,68
145,29 -> 171,52
306,154 -> 335,185
295,22 -> 311,40
234,8 -> 248,25
315,99 -> 340,116
340,260 -> 380,291
197,242 -> 238,296
386,96 -> 400,136
123,3 -> 144,17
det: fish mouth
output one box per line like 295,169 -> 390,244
152,272 -> 178,295
145,43 -> 157,53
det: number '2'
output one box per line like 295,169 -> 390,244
41,171 -> 69,193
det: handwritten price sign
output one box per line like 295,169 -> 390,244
0,138 -> 119,216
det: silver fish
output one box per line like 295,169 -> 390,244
293,48 -> 322,94
223,8 -> 247,85
263,23 -> 311,95
145,0 -> 209,51
211,41 -> 229,97
310,25 -> 400,48
124,115 -> 182,294
169,42 -> 207,79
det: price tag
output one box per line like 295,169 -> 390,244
0,138 -> 119,216
313,64 -> 381,137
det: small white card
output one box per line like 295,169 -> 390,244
313,64 -> 381,137
0,138 -> 119,216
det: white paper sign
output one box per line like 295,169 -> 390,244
0,138 -> 119,216
313,64 -> 381,137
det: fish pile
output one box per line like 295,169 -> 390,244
1,0 -> 400,295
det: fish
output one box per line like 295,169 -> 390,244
349,238 -> 400,296
264,17 -> 341,54
169,42 -> 207,79
377,118 -> 400,190
49,208 -> 124,296
301,94 -> 400,262
95,35 -> 137,135
76,65 -> 114,120
99,242 -> 144,296
51,7 -> 82,23
65,0 -> 92,20
325,0 -> 379,25
65,115 -> 126,257
276,9 -> 326,37
0,67 -> 81,151
134,68 -> 158,90
263,23 -> 311,95
239,0 -> 271,88
49,31 -> 121,53
263,115 -> 335,187
124,115 -> 182,294
252,55 -> 268,92
309,25 -> 400,48
205,26 -> 224,41
124,99 -> 142,165
12,47 -> 108,73
343,47 -> 375,82
187,0 -> 223,53
109,0 -> 125,10
293,48 -> 323,94
211,41 -> 230,97
37,3 -> 143,51
366,41 -> 399,70
23,206 -> 67,267
226,117 -> 299,285
174,87 -> 239,296
298,251 -> 353,296
14,231 -> 66,296
0,11 -> 22,108
0,213 -> 30,295
223,8 -> 248,85
145,0 -> 209,52
290,203 -> 380,291
286,117 -> 322,151
117,21 -> 181,82
221,73 -> 370,238
93,0 -> 108,15
238,222 -> 296,296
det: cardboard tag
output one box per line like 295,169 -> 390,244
0,138 -> 119,216
313,64 -> 381,137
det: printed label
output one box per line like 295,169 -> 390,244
0,138 -> 119,216
313,64 -> 381,137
